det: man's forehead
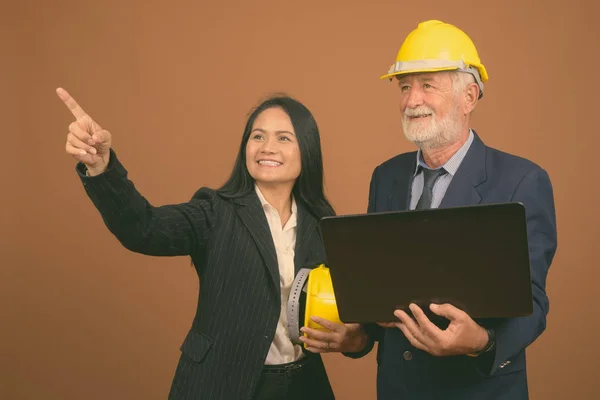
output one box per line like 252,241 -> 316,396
396,71 -> 451,83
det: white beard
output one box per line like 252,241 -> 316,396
402,103 -> 463,150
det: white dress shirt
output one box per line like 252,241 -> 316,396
255,185 -> 304,365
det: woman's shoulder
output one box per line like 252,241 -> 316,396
189,187 -> 248,211
191,187 -> 231,204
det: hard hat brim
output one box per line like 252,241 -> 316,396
380,66 -> 462,81
380,65 -> 486,99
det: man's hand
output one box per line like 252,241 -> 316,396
56,88 -> 112,175
299,316 -> 368,354
385,303 -> 489,357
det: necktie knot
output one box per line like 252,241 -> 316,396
422,168 -> 446,189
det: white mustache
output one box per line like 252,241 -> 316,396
404,106 -> 434,118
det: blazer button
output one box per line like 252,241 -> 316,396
403,351 -> 412,361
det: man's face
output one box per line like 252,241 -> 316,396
397,72 -> 466,149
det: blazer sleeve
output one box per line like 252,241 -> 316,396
76,149 -> 219,257
367,165 -> 380,214
480,167 -> 558,375
343,166 -> 385,359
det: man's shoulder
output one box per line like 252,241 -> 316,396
373,150 -> 418,175
485,144 -> 547,178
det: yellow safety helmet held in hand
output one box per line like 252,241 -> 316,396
381,20 -> 488,98
287,264 -> 341,348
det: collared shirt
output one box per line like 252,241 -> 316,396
409,129 -> 474,210
255,185 -> 304,365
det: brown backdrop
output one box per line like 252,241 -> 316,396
2,0 -> 598,399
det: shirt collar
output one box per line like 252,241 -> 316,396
413,129 -> 474,176
254,184 -> 298,217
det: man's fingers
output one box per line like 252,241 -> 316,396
377,322 -> 400,329
57,88 -> 88,120
430,303 -> 464,322
397,323 -> 429,352
394,309 -> 419,333
410,304 -> 443,338
394,309 -> 433,347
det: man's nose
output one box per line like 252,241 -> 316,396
405,86 -> 425,109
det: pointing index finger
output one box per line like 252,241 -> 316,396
56,87 -> 88,120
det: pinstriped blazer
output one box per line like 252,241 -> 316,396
77,150 -> 335,400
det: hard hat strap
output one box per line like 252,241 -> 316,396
286,268 -> 311,345
462,67 -> 485,99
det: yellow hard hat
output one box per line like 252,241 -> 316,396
287,264 -> 341,348
381,20 -> 488,98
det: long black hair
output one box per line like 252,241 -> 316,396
218,94 -> 335,219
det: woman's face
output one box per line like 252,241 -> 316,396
245,107 -> 301,190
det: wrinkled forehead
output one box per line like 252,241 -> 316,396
395,71 -> 453,84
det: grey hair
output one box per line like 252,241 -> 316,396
451,71 -> 477,96
451,71 -> 479,115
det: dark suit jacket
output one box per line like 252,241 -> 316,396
77,150 -> 335,400
359,132 -> 557,400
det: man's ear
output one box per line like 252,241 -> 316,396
464,83 -> 479,114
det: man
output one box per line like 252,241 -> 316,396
346,20 -> 558,399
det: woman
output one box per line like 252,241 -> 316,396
57,88 -> 366,400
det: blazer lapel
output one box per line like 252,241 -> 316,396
234,193 -> 280,293
388,157 -> 417,211
294,202 -> 319,274
438,132 -> 488,209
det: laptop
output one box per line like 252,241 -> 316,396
319,203 -> 532,323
